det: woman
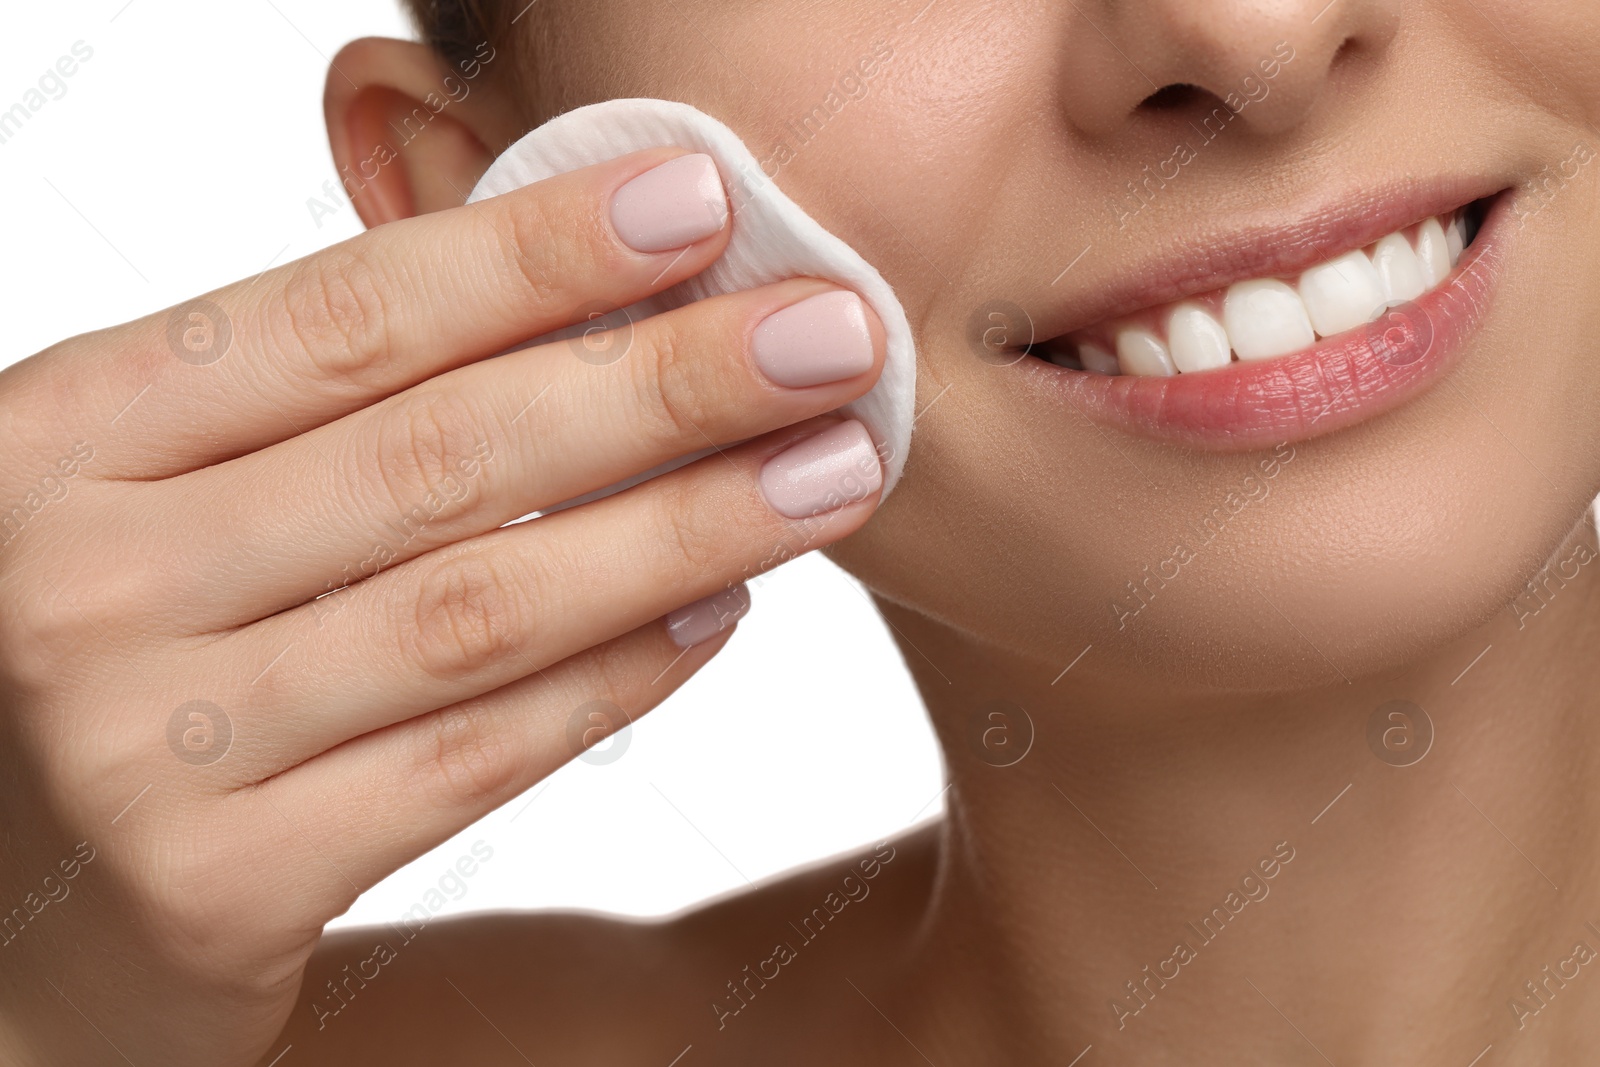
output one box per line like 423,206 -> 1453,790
3,0 -> 1598,1062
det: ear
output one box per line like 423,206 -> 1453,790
323,37 -> 517,228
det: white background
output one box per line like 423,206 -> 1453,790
2,2 -> 942,926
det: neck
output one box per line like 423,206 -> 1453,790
880,517 -> 1600,1065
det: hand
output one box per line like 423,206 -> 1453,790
0,147 -> 885,1066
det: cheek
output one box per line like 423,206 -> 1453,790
1469,0 -> 1600,115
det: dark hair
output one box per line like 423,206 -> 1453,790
399,0 -> 503,71
400,0 -> 539,128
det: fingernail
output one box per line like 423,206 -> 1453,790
610,154 -> 728,253
752,290 -> 876,388
666,583 -> 751,648
758,420 -> 883,519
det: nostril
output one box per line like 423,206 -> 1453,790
1138,83 -> 1206,111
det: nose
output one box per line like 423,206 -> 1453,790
1057,0 -> 1401,137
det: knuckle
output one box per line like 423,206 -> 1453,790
634,320 -> 714,446
365,392 -> 488,525
499,192 -> 584,308
653,478 -> 727,575
0,340 -> 99,454
272,247 -> 394,385
409,554 -> 531,681
584,635 -> 657,708
416,702 -> 519,807
0,563 -> 154,689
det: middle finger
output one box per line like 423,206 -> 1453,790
150,277 -> 883,632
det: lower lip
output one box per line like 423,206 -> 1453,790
1017,194 -> 1510,450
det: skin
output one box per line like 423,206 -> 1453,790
3,0 -> 1599,1063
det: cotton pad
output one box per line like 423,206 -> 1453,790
466,98 -> 916,500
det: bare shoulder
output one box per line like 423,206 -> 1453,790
272,823 -> 941,1066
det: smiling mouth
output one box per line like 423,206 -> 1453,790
1016,187 -> 1512,448
1027,197 -> 1492,377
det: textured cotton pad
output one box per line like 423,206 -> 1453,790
466,98 -> 916,499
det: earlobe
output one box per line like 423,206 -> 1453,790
323,37 -> 509,228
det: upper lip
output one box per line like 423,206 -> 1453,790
1021,175 -> 1509,344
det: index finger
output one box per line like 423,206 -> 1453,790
31,147 -> 731,480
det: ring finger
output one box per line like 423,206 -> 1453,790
196,415 -> 882,777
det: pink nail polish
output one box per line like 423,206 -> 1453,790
752,290 -> 875,388
666,583 -> 751,648
610,154 -> 728,253
758,420 -> 883,520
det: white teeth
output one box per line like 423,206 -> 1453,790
1414,217 -> 1452,288
1079,343 -> 1120,375
1370,231 -> 1426,306
1445,214 -> 1464,266
1297,250 -> 1386,338
1166,303 -> 1232,372
1224,279 -> 1316,361
1116,327 -> 1176,376
1059,207 -> 1477,376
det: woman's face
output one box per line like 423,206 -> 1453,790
521,0 -> 1600,693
